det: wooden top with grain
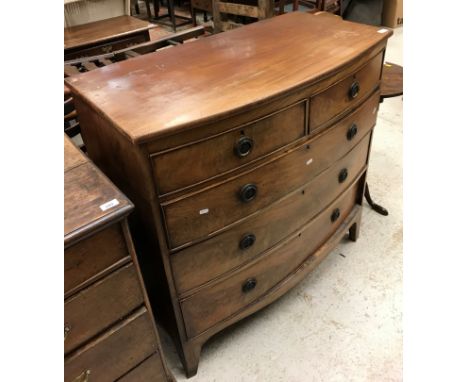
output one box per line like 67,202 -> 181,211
64,135 -> 133,246
64,15 -> 153,50
66,12 -> 392,143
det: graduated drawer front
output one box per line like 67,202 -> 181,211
171,132 -> 370,295
118,353 -> 168,382
152,100 -> 307,195
64,263 -> 144,355
65,308 -> 157,382
180,180 -> 360,338
162,90 -> 379,249
65,224 -> 129,296
309,52 -> 382,131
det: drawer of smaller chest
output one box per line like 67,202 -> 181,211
64,263 -> 144,355
151,100 -> 307,195
171,133 -> 369,295
162,91 -> 378,249
180,180 -> 360,338
65,223 -> 130,297
118,352 -> 169,382
65,307 -> 157,382
309,51 -> 382,132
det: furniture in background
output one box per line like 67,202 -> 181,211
212,0 -> 274,32
64,26 -> 206,76
66,12 -> 392,377
64,15 -> 153,60
364,61 -> 403,216
64,0 -> 131,27
64,136 -> 174,382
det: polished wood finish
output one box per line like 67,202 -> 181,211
64,136 -> 173,381
118,352 -> 169,382
64,15 -> 152,60
66,12 -> 392,377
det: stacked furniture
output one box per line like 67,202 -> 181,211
64,136 -> 173,382
66,12 -> 392,377
64,15 -> 153,60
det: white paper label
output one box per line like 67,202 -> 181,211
306,158 -> 313,166
377,28 -> 388,34
100,198 -> 119,211
199,208 -> 209,215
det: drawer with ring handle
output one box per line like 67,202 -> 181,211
309,51 -> 383,131
180,179 -> 360,338
162,94 -> 378,249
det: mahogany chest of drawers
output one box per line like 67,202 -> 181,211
66,12 -> 392,377
64,136 -> 173,382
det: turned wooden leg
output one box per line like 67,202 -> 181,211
181,342 -> 202,378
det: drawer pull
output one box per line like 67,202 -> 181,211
331,208 -> 341,222
347,123 -> 358,140
349,81 -> 360,99
235,136 -> 254,158
239,234 -> 256,250
242,278 -> 257,293
338,168 -> 348,183
239,184 -> 257,203
73,370 -> 91,382
64,325 -> 71,341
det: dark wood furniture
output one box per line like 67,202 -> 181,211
64,15 -> 153,60
66,12 -> 392,377
64,136 -> 174,382
64,26 -> 206,77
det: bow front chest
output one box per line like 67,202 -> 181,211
66,12 -> 392,377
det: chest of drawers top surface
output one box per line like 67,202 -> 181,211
66,12 -> 392,143
64,135 -> 133,246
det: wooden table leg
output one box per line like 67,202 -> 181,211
153,0 -> 160,17
145,0 -> 153,19
364,182 -> 389,216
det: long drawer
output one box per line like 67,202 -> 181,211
162,90 -> 379,249
171,131 -> 370,295
309,51 -> 382,132
64,263 -> 144,354
117,352 -> 168,382
180,180 -> 360,338
152,99 -> 307,195
64,308 -> 157,382
65,224 -> 129,296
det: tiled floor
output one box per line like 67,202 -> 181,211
154,22 -> 404,382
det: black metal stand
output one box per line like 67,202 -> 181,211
364,182 -> 389,216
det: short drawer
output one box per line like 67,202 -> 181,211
65,308 -> 157,382
152,99 -> 307,195
118,352 -> 169,382
180,180 -> 360,338
65,224 -> 130,296
162,91 -> 378,249
171,131 -> 369,294
309,51 -> 382,131
64,263 -> 145,354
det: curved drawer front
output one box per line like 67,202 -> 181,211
162,91 -> 379,249
118,352 -> 168,382
309,52 -> 382,132
171,132 -> 370,295
64,263 -> 144,354
180,181 -> 360,338
152,100 -> 307,195
65,224 -> 129,296
65,308 -> 157,382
